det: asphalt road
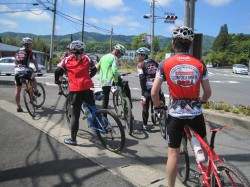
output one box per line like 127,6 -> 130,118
0,109 -> 135,187
0,73 -> 250,186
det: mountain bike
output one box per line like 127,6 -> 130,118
20,71 -> 46,118
177,121 -> 250,186
59,73 -> 69,97
65,95 -> 125,152
111,72 -> 134,135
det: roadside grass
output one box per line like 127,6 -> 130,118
202,101 -> 250,116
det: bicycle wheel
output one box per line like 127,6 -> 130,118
60,77 -> 69,97
112,91 -> 123,117
65,96 -> 71,129
159,110 -> 167,139
94,109 -> 125,152
177,135 -> 190,183
33,82 -> 46,108
211,162 -> 250,187
151,101 -> 157,125
23,89 -> 36,118
123,97 -> 133,135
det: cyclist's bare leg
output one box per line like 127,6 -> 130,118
15,85 -> 22,108
166,147 -> 180,187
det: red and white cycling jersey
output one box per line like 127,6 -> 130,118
156,54 -> 209,118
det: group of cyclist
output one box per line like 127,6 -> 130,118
14,26 -> 211,187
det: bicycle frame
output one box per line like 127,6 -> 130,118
184,124 -> 228,187
85,103 -> 114,134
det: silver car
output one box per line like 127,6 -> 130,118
0,57 -> 46,76
232,64 -> 249,75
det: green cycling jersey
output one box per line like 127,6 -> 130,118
96,53 -> 119,87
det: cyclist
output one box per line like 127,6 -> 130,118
54,44 -> 71,95
136,47 -> 162,130
14,37 -> 40,112
151,26 -> 211,187
96,44 -> 127,109
58,40 -> 97,146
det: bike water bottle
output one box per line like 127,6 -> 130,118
82,103 -> 92,125
141,96 -> 146,105
190,135 -> 205,162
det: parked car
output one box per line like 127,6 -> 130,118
232,64 -> 249,75
86,53 -> 100,65
0,57 -> 46,76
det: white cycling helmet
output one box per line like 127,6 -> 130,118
172,26 -> 195,41
114,44 -> 126,54
69,40 -> 86,51
22,37 -> 32,45
136,47 -> 150,55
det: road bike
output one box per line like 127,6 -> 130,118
19,71 -> 46,118
111,73 -> 134,135
177,121 -> 250,186
65,94 -> 125,152
59,73 -> 69,97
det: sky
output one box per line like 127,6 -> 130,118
0,0 -> 250,38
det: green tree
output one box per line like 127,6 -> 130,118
212,24 -> 230,52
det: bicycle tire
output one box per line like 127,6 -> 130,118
33,82 -> 46,108
65,96 -> 71,129
94,109 -> 125,152
23,89 -> 36,118
151,100 -> 157,125
159,110 -> 167,139
177,135 -> 190,183
123,97 -> 133,135
60,77 -> 69,97
211,162 -> 250,187
112,91 -> 123,117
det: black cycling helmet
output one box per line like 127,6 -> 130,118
94,90 -> 104,101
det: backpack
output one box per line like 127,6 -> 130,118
15,48 -> 30,65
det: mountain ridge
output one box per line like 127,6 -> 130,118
0,31 -> 215,51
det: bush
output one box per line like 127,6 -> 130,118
202,101 -> 250,116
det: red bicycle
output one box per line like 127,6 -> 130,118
177,121 -> 250,186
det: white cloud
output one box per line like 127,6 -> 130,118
87,18 -> 99,24
9,10 -> 50,21
69,0 -> 129,11
0,18 -> 18,28
204,0 -> 232,7
143,0 -> 172,6
103,14 -> 142,28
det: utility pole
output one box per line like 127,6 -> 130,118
151,0 -> 155,60
81,0 -> 86,42
184,0 -> 191,27
110,27 -> 113,52
49,0 -> 57,71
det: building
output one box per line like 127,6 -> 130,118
0,43 -> 48,66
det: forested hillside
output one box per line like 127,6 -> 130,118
0,31 -> 214,53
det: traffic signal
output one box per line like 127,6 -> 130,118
165,15 -> 178,20
164,14 -> 177,23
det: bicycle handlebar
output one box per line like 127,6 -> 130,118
120,72 -> 131,76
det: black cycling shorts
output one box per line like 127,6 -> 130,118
167,114 -> 207,148
15,70 -> 33,86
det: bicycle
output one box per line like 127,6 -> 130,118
153,104 -> 168,140
65,93 -> 125,152
111,72 -> 134,135
20,70 -> 46,117
177,121 -> 250,186
59,72 -> 69,97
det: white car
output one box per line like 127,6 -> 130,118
232,64 -> 249,75
0,57 -> 46,76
